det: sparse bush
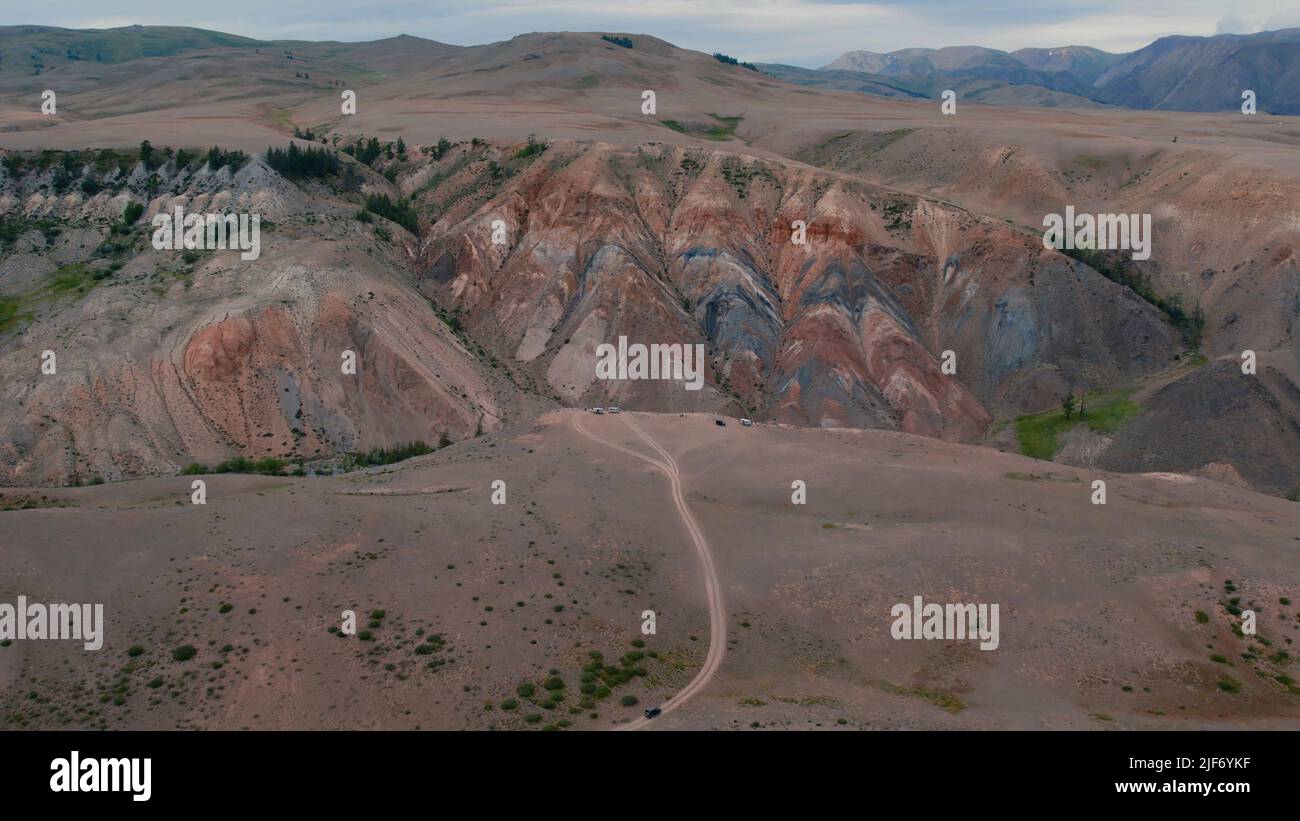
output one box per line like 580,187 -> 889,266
513,135 -> 548,160
171,644 -> 197,662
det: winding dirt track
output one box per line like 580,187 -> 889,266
569,411 -> 726,730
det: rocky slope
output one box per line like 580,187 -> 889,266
0,150 -> 536,486
1,137 -> 1189,485
1095,29 -> 1300,113
411,140 -> 1180,436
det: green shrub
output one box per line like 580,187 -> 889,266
171,644 -> 197,662
513,135 -> 548,160
351,441 -> 433,468
122,201 -> 144,225
210,456 -> 284,475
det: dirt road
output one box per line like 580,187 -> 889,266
570,411 -> 726,730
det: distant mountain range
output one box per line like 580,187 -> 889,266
763,28 -> 1300,113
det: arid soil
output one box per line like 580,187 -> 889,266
1,411 -> 1297,730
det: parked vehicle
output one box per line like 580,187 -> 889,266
644,707 -> 662,719
740,418 -> 753,426
608,406 -> 621,414
593,407 -> 604,414
715,419 -> 726,427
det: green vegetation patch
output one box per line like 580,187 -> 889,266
1014,389 -> 1140,461
0,297 -> 32,334
349,440 -> 436,468
265,142 -> 340,179
361,193 -> 419,234
660,115 -> 744,142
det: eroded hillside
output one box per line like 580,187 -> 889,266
3,136 -> 1292,496
0,147 -> 540,485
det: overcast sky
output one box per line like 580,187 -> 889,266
9,0 -> 1300,67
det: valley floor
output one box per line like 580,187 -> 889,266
1,410 -> 1297,730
